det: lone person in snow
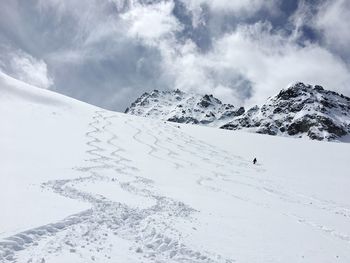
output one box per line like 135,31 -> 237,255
253,158 -> 257,165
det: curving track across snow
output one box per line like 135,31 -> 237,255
1,110 -> 350,262
0,111 -> 236,263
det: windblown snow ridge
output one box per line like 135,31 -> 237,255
125,83 -> 350,141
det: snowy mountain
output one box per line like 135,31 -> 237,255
222,82 -> 350,141
126,83 -> 350,141
2,72 -> 350,263
125,89 -> 245,127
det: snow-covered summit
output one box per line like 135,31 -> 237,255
125,89 -> 245,127
126,83 -> 350,141
222,82 -> 350,141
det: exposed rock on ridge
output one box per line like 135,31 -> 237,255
125,83 -> 350,141
125,89 -> 245,127
222,83 -> 350,140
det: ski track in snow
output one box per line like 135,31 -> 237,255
1,110 -> 350,262
129,119 -> 350,246
154,122 -> 350,217
0,111 -> 236,263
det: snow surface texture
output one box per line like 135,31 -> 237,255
1,72 -> 350,262
126,83 -> 350,141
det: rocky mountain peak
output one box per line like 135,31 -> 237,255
125,83 -> 350,141
125,89 -> 245,127
221,82 -> 350,140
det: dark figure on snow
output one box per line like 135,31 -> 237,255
253,158 -> 257,165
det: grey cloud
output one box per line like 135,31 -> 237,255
0,0 -> 349,112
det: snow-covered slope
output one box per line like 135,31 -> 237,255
0,71 -> 93,238
125,89 -> 245,127
1,72 -> 350,263
126,83 -> 350,141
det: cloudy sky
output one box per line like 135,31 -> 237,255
1,0 -> 350,111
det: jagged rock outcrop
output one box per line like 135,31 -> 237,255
221,83 -> 350,140
125,83 -> 350,141
125,89 -> 245,127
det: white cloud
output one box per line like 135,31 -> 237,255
210,22 -> 350,105
314,0 -> 350,56
121,2 -> 182,44
1,0 -> 350,110
10,51 -> 53,89
182,0 -> 279,16
150,20 -> 350,107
